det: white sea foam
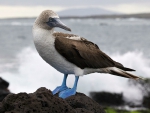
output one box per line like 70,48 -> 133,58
0,48 -> 150,104
115,18 -> 146,22
0,22 -> 33,26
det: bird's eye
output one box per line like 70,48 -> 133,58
49,18 -> 52,22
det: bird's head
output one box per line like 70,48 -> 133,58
34,10 -> 71,31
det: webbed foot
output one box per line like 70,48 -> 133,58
52,74 -> 68,95
59,76 -> 79,99
52,85 -> 69,95
59,88 -> 76,99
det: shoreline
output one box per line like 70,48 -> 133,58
0,13 -> 150,20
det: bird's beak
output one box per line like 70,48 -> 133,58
47,18 -> 71,31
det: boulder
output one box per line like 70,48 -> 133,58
0,87 -> 105,113
90,91 -> 124,106
0,77 -> 10,102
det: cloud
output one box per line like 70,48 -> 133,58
102,3 -> 150,14
0,0 -> 150,7
0,6 -> 65,18
1,2 -> 150,18
1,3 -> 150,18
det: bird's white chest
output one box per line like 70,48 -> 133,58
32,27 -> 76,74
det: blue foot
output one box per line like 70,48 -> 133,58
52,85 -> 69,95
59,76 -> 79,99
52,74 -> 68,95
59,88 -> 76,99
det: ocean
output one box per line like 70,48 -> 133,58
0,18 -> 150,104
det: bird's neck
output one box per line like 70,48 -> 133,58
33,25 -> 56,48
33,24 -> 55,37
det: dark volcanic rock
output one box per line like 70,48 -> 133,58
143,95 -> 150,109
0,77 -> 10,102
0,77 -> 9,89
90,92 -> 124,106
66,93 -> 105,113
0,87 -> 105,113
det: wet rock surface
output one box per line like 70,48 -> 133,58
90,92 -> 124,106
0,77 -> 10,102
0,87 -> 105,113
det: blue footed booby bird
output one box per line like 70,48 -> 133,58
33,10 -> 141,99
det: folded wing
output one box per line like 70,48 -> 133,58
54,33 -> 135,71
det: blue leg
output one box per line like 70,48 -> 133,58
52,74 -> 69,95
59,76 -> 79,99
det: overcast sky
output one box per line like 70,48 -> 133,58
0,0 -> 149,6
0,0 -> 150,18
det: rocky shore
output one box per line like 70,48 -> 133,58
0,87 -> 105,113
0,77 -> 10,102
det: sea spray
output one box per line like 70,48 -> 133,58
1,47 -> 149,104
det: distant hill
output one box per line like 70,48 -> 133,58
58,7 -> 119,16
60,13 -> 150,19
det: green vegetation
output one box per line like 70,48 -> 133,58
105,108 -> 117,113
105,107 -> 150,113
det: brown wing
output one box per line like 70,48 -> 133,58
54,33 -> 135,71
54,36 -> 116,69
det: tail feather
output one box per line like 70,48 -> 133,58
118,67 -> 135,71
115,62 -> 135,71
109,67 -> 143,80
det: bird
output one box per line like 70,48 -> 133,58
32,10 -> 142,99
